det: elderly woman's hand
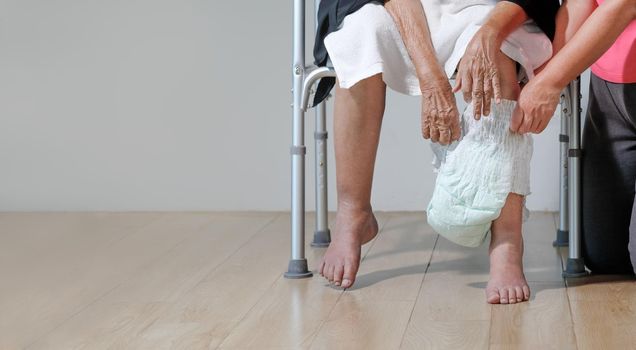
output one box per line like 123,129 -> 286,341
420,78 -> 461,145
454,27 -> 503,120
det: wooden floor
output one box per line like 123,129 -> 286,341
1,212 -> 635,350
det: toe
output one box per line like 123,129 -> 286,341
514,286 -> 524,303
499,288 -> 509,304
486,288 -> 501,304
333,265 -> 344,286
507,288 -> 517,304
325,264 -> 335,283
522,285 -> 531,301
341,261 -> 358,289
318,259 -> 326,276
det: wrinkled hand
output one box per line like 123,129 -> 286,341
420,80 -> 461,145
453,29 -> 502,120
510,76 -> 561,134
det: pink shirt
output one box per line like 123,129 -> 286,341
591,0 -> 636,83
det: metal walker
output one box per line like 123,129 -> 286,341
285,0 -> 587,279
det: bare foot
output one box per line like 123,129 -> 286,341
486,237 -> 530,304
318,207 -> 378,288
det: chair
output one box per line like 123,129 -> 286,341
284,0 -> 587,279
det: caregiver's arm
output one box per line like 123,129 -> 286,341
455,1 -> 529,119
551,0 -> 597,53
512,0 -> 636,134
385,0 -> 460,145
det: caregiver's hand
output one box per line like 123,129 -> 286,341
510,74 -> 561,134
454,27 -> 503,120
420,78 -> 461,145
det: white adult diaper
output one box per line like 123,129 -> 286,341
427,100 -> 533,247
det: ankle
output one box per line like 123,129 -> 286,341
489,231 -> 523,250
336,200 -> 373,216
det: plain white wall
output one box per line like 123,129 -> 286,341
0,0 -> 588,211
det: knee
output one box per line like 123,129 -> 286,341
495,52 -> 521,101
336,4 -> 394,41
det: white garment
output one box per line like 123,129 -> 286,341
427,100 -> 533,247
323,0 -> 553,95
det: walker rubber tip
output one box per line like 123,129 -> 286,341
284,259 -> 313,279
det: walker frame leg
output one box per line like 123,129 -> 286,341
286,0 -> 312,279
312,101 -> 331,247
563,77 -> 588,278
311,0 -> 331,248
555,91 -> 570,247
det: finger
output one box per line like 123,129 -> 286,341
430,125 -> 440,143
430,120 -> 440,143
471,64 -> 485,119
461,70 -> 473,102
472,90 -> 483,120
520,114 -> 534,134
530,116 -> 542,134
534,118 -> 548,134
438,127 -> 450,145
421,98 -> 432,139
483,79 -> 492,117
451,110 -> 461,141
453,76 -> 462,93
510,105 -> 524,133
422,112 -> 431,139
318,259 -> 326,276
491,71 -> 502,104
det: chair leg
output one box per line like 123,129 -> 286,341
285,0 -> 312,279
563,77 -> 588,278
554,91 -> 570,247
312,101 -> 331,247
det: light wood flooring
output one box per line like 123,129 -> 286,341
1,211 -> 635,349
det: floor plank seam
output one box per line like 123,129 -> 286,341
21,214 -> 171,349
563,279 -> 580,350
180,212 -> 281,294
165,214 -> 290,350
24,279 -> 126,349
214,274 -> 285,350
397,234 -> 439,350
27,213 -> 277,349
102,213 -> 168,253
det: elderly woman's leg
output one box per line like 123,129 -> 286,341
319,74 -> 386,288
484,51 -> 531,304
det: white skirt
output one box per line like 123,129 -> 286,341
323,0 -> 553,95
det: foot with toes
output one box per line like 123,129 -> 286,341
486,235 -> 530,304
318,207 -> 378,288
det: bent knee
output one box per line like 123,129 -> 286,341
495,52 -> 521,101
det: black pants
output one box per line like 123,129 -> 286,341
582,74 -> 636,274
